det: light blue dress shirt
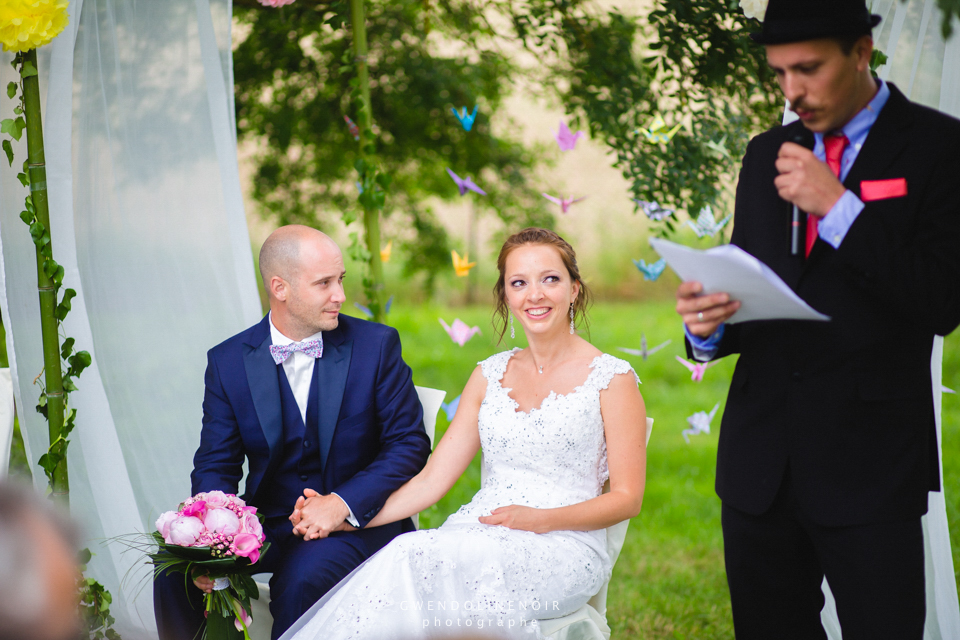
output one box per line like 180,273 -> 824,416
686,81 -> 890,361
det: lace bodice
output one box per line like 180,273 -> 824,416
446,349 -> 640,524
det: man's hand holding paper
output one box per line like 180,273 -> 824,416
676,281 -> 740,337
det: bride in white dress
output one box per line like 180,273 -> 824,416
281,227 -> 647,639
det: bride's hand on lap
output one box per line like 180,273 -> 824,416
479,505 -> 548,533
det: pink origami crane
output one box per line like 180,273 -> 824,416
446,168 -> 487,196
555,121 -> 584,151
675,355 -> 716,382
542,193 -> 586,214
440,318 -> 481,347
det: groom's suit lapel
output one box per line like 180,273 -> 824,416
242,316 -> 284,471
316,324 -> 352,472
802,83 -> 914,271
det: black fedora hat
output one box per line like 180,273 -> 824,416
751,0 -> 882,45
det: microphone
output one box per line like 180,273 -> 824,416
789,127 -> 816,256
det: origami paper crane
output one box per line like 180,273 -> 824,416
542,193 -> 586,214
354,296 -> 394,319
380,240 -> 392,263
675,355 -> 717,382
440,318 -> 481,346
452,250 -> 476,277
705,135 -> 732,160
637,115 -> 682,144
943,385 -> 956,394
634,199 -> 675,222
633,258 -> 667,282
344,115 -> 360,141
683,403 -> 719,443
617,334 -> 672,361
686,205 -> 732,238
441,394 -> 461,422
447,168 -> 487,196
451,105 -> 479,132
555,120 -> 584,151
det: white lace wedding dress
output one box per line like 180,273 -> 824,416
281,349 -> 639,640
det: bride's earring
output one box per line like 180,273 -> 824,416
510,313 -> 515,339
569,303 -> 575,335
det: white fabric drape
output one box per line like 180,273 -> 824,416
803,1 -> 960,636
0,0 -> 259,636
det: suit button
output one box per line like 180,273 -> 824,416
300,474 -> 308,481
303,440 -> 310,448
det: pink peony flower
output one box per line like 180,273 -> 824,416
201,490 -> 229,509
239,511 -> 264,539
257,0 -> 295,7
233,533 -> 261,564
181,500 -> 206,519
204,507 -> 240,536
166,516 -> 205,546
155,511 -> 178,539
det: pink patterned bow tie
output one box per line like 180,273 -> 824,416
269,338 -> 323,365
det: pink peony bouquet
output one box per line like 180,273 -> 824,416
150,491 -> 270,640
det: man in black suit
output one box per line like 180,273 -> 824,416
675,0 -> 960,637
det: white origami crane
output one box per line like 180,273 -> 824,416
683,403 -> 720,443
617,334 -> 672,361
634,199 -> 675,222
686,205 -> 731,238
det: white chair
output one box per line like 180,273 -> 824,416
247,386 -> 445,640
529,417 -> 654,640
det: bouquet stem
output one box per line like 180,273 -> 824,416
205,602 -> 244,640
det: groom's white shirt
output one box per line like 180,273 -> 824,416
269,312 -> 359,527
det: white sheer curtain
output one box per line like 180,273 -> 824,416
0,0 -> 260,636
806,1 -> 960,636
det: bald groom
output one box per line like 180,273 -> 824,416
154,225 -> 431,639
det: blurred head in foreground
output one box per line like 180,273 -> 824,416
0,481 -> 81,640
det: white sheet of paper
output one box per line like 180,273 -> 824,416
649,238 -> 830,324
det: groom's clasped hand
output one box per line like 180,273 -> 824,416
289,488 -> 356,539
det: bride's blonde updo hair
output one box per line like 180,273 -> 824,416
493,227 -> 592,343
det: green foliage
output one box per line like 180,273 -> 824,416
936,0 -> 960,38
511,0 -> 782,238
233,1 -> 553,290
77,550 -> 122,640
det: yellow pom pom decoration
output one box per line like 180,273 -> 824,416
0,0 -> 69,53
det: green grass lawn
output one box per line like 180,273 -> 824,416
377,299 -> 960,639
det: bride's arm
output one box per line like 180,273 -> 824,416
365,366 -> 487,528
479,372 -> 646,533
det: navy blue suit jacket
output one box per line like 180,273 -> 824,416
191,313 -> 431,533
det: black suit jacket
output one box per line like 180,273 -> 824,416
692,84 -> 960,526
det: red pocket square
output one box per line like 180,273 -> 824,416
860,178 -> 907,202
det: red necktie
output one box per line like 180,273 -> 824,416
806,133 -> 849,257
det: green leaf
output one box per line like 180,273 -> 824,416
5,82 -> 14,98
61,336 -> 75,359
16,172 -> 28,186
78,548 -> 93,564
13,105 -> 21,115
2,140 -> 12,167
56,287 -> 76,320
38,452 -> 60,476
29,220 -> 43,241
52,264 -> 64,286
0,116 -> 24,141
21,60 -> 38,78
43,258 -> 58,279
375,172 -> 392,190
19,210 -> 33,224
63,378 -> 77,392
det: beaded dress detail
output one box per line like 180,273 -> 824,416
283,350 -> 639,640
